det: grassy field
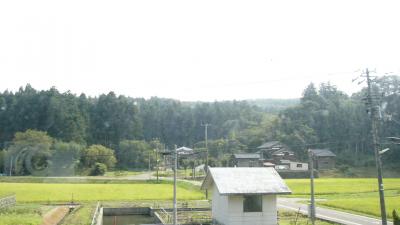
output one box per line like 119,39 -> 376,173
318,195 -> 400,220
279,211 -> 337,225
285,178 -> 400,195
1,177 -> 399,224
103,170 -> 145,177
60,204 -> 96,225
285,178 -> 400,220
0,204 -> 51,225
0,182 -> 204,203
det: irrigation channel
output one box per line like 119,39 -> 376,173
93,206 -> 212,225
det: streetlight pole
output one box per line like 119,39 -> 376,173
9,156 -> 13,176
309,149 -> 316,225
387,137 -> 400,145
155,148 -> 159,183
173,145 -> 178,225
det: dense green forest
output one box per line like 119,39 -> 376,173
0,76 -> 399,175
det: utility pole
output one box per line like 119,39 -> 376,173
365,68 -> 387,225
9,156 -> 13,176
308,150 -> 316,225
173,145 -> 178,225
155,148 -> 159,183
148,151 -> 151,172
201,123 -> 210,171
201,123 -> 210,200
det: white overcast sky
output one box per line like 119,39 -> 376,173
0,1 -> 399,101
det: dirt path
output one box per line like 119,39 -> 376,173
41,206 -> 70,225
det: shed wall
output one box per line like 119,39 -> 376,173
316,157 -> 335,170
212,185 -> 229,224
289,162 -> 309,171
211,186 -> 277,225
227,195 -> 277,225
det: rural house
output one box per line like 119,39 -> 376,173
275,159 -> 308,171
310,148 -> 336,170
232,153 -> 261,167
257,141 -> 295,162
201,167 -> 291,225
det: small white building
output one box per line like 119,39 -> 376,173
275,160 -> 309,171
201,167 -> 291,225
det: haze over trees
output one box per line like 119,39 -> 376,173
0,76 -> 399,174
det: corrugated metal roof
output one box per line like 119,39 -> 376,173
310,149 -> 336,157
201,167 -> 291,195
233,153 -> 260,159
257,141 -> 280,149
272,149 -> 294,155
176,146 -> 193,151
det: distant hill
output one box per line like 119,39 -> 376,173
246,98 -> 299,113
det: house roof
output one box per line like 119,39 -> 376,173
177,146 -> 193,151
310,149 -> 336,157
201,167 -> 291,195
233,153 -> 260,159
257,141 -> 280,149
176,146 -> 193,154
272,149 -> 294,155
279,159 -> 291,164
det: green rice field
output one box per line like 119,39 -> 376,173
285,178 -> 400,220
0,183 -> 204,203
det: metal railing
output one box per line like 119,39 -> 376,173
158,207 -> 172,224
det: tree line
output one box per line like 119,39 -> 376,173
0,76 -> 399,175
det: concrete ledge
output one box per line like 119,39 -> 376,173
0,195 -> 16,209
103,207 -> 151,216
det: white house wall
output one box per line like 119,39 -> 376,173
227,195 -> 277,225
211,188 -> 277,225
212,185 -> 229,224
289,162 -> 309,171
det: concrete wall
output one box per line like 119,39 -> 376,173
289,162 -> 309,171
236,159 -> 260,167
315,157 -> 335,170
212,185 -> 229,224
103,207 -> 150,216
96,208 -> 103,225
211,185 -> 277,225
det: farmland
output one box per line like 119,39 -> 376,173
0,177 -> 399,224
285,178 -> 400,220
0,204 -> 50,225
0,182 -> 204,203
285,178 -> 400,195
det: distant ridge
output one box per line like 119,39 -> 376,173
246,98 -> 299,113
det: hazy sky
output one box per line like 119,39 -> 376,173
1,1 -> 399,101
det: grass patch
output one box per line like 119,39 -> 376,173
60,204 -> 95,225
319,196 -> 400,220
278,210 -> 337,224
284,178 -> 400,220
0,204 -> 51,225
285,178 -> 400,195
103,170 -> 144,177
0,182 -> 204,203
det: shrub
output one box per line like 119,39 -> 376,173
91,163 -> 107,176
394,209 -> 400,225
